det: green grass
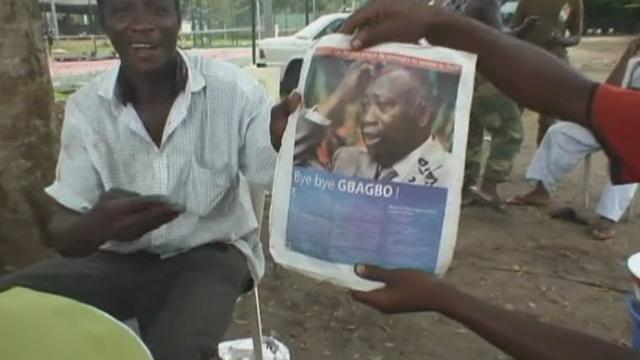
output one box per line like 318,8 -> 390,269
51,36 -> 253,58
52,37 -> 114,57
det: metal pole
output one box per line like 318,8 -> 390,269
191,1 -> 197,48
256,0 -> 262,40
583,154 -> 592,209
50,0 -> 60,40
263,0 -> 274,37
251,288 -> 265,360
305,0 -> 310,25
251,0 -> 257,65
88,0 -> 97,56
87,0 -> 93,33
198,1 -> 204,47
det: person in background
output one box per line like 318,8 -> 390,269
340,0 -> 640,358
510,0 -> 584,144
508,40 -> 640,240
452,0 -> 524,210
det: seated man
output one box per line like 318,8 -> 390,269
511,122 -> 637,239
0,1 -> 297,359
510,38 -> 640,240
295,62 -> 451,187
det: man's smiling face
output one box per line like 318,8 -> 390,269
100,0 -> 181,75
360,67 -> 433,167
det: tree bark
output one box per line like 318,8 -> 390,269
0,0 -> 57,271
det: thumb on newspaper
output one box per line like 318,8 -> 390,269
354,264 -> 391,282
351,264 -> 402,314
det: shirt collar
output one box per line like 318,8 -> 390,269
392,136 -> 447,178
97,49 -> 206,104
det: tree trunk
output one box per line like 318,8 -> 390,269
0,0 -> 57,271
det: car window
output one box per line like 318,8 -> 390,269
295,16 -> 336,39
313,19 -> 346,40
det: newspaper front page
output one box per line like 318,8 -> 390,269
270,34 -> 477,290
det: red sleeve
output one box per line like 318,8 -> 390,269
591,84 -> 640,184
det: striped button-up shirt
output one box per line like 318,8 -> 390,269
45,50 -> 275,281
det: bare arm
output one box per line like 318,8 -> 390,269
550,0 -> 583,48
562,0 -> 583,48
433,14 -> 594,126
442,285 -> 637,360
47,206 -> 104,257
342,1 -> 595,129
352,266 -> 639,360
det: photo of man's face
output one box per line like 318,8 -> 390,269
293,50 -> 461,183
360,67 -> 433,167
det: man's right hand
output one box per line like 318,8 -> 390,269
87,189 -> 180,244
340,0 -> 445,50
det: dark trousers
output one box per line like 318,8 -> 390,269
0,243 -> 251,360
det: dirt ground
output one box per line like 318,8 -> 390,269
226,36 -> 640,359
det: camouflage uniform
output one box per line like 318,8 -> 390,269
464,77 -> 523,186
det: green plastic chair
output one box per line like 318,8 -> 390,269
0,287 -> 153,360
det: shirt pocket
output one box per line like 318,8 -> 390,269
186,157 -> 233,216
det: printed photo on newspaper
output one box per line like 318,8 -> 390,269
270,34 -> 477,290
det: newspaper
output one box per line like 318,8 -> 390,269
270,34 -> 477,290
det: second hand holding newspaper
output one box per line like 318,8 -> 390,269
270,34 -> 477,290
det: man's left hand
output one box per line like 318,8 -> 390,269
350,264 -> 453,314
271,92 -> 302,151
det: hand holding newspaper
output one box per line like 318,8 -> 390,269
270,34 -> 477,291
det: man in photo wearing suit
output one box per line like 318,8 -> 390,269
295,62 -> 451,187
